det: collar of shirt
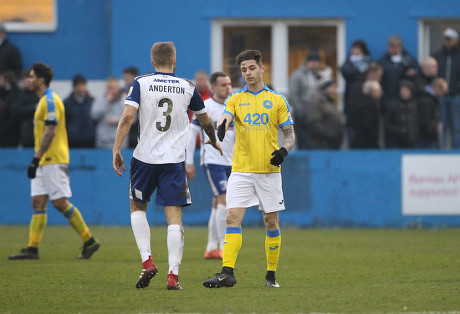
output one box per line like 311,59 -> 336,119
42,88 -> 52,97
425,85 -> 435,96
241,84 -> 268,95
153,71 -> 176,77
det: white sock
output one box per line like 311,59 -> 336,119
167,224 -> 184,276
131,211 -> 151,263
206,207 -> 219,252
216,204 -> 227,250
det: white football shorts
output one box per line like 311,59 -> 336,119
226,172 -> 285,213
31,164 -> 72,200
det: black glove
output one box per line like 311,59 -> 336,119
217,119 -> 227,142
27,157 -> 40,179
270,147 -> 288,167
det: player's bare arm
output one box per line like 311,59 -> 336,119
186,164 -> 196,180
280,124 -> 295,152
113,105 -> 137,176
196,112 -> 223,155
35,125 -> 56,158
270,124 -> 295,167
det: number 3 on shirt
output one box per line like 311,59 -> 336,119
243,113 -> 269,125
156,98 -> 173,132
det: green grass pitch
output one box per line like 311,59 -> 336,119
1,226 -> 459,313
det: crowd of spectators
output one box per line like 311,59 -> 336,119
289,28 -> 458,150
1,23 -> 459,151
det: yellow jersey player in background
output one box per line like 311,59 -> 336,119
203,49 -> 295,288
8,62 -> 100,260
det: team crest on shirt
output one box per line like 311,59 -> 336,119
47,112 -> 56,121
263,100 -> 273,109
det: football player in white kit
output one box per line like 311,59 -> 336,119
112,42 -> 222,290
186,72 -> 235,259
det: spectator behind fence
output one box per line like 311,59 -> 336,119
0,23 -> 22,77
415,78 -> 448,148
15,70 -> 38,147
347,62 -> 383,147
289,51 -> 322,149
385,80 -> 418,148
378,35 -> 419,114
122,66 -> 140,148
305,79 -> 344,149
188,70 -> 211,149
90,76 -> 127,149
64,74 -> 95,148
194,70 -> 211,101
413,57 -> 439,96
348,80 -> 382,149
340,39 -> 372,119
432,27 -> 460,148
0,70 -> 20,146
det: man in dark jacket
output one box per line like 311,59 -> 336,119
416,78 -> 448,148
378,35 -> 419,114
0,24 -> 22,77
432,27 -> 460,148
347,62 -> 383,147
348,80 -> 382,149
63,74 -> 96,148
289,51 -> 322,149
0,70 -> 21,146
305,79 -> 344,149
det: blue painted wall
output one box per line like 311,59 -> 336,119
6,0 -> 460,79
1,149 -> 460,228
8,0 -> 110,79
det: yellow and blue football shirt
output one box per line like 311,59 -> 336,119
33,88 -> 69,166
223,84 -> 293,173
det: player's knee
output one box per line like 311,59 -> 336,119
264,214 -> 279,229
51,198 -> 70,212
225,211 -> 237,226
31,197 -> 47,211
216,194 -> 226,205
225,208 -> 243,226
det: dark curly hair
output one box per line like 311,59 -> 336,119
236,49 -> 263,67
32,62 -> 53,87
351,39 -> 370,56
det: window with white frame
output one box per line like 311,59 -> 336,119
419,19 -> 460,61
211,19 -> 345,97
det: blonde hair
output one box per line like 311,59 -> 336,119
150,42 -> 176,67
431,77 -> 448,92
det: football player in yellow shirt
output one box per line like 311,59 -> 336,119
8,62 -> 99,260
203,50 -> 295,288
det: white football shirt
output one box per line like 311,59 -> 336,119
186,97 -> 235,166
126,72 -> 207,164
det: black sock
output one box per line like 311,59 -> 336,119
221,266 -> 234,275
84,237 -> 95,246
265,270 -> 276,280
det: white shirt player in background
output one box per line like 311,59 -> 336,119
112,42 -> 222,291
186,72 -> 235,260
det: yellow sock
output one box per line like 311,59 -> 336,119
265,228 -> 281,271
62,203 -> 91,242
222,227 -> 242,269
28,209 -> 47,247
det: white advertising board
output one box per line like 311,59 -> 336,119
402,155 -> 460,215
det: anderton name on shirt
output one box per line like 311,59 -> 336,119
149,78 -> 185,94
